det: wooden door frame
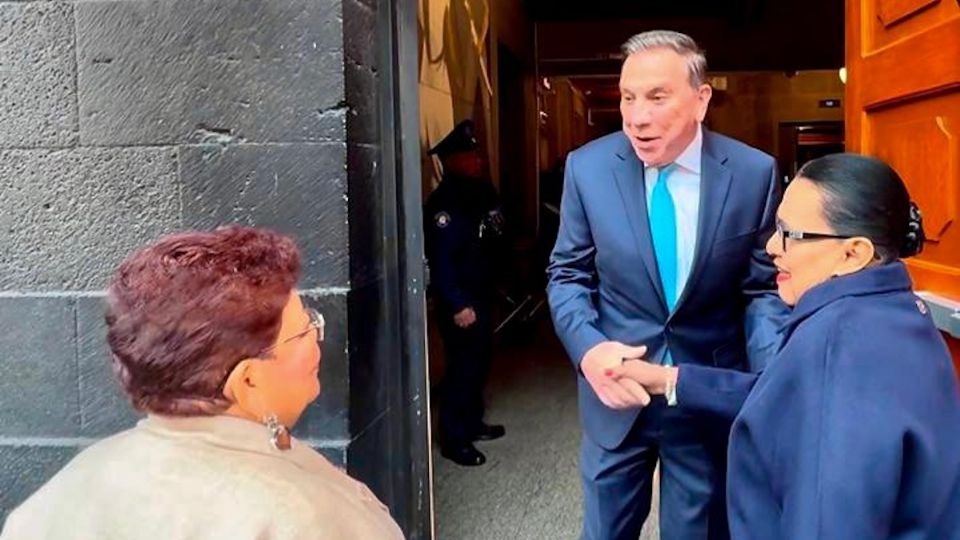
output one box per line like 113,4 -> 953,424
845,0 -> 960,362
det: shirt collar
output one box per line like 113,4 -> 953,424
644,124 -> 703,175
139,414 -> 334,473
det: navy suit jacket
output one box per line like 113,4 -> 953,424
679,263 -> 960,539
546,128 -> 789,449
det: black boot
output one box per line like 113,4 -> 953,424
440,442 -> 487,466
472,422 -> 505,441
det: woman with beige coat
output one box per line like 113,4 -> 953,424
1,226 -> 404,540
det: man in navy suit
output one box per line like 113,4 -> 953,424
546,30 -> 788,540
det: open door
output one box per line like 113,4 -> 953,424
846,0 -> 960,369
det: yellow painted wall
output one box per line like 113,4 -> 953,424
418,0 -> 493,199
418,0 -> 538,236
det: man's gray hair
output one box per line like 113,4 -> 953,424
621,30 -> 707,88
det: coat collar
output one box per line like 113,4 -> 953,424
780,262 -> 914,338
676,130 -> 733,312
613,135 -> 664,310
139,414 -> 334,474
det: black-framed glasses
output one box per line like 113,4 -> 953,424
775,222 -> 852,252
261,308 -> 325,355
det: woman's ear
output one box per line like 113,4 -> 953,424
223,359 -> 262,409
835,237 -> 875,276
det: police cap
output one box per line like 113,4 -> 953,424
427,119 -> 479,158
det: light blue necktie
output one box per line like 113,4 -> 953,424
649,165 -> 677,366
650,165 -> 678,309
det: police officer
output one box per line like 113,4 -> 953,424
424,120 -> 506,466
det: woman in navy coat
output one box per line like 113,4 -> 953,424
611,153 -> 960,539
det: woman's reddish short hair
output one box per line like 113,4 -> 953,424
106,225 -> 301,416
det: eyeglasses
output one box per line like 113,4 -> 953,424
775,222 -> 852,252
260,308 -> 325,355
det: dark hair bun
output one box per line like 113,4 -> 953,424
900,201 -> 925,258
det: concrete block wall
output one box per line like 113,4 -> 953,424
0,0 -> 368,521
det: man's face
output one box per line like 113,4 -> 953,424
619,47 -> 712,167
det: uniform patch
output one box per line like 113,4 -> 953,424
434,211 -> 451,228
916,298 -> 928,315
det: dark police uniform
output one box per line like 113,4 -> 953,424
424,120 -> 505,463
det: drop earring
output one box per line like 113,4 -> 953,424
264,414 -> 291,450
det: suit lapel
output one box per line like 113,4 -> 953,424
673,129 -> 733,313
612,136 -> 668,312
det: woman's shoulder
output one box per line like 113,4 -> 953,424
798,286 -> 931,339
825,290 -> 943,348
782,289 -> 950,375
806,291 -> 954,386
14,424 -> 332,499
14,431 -> 398,538
234,445 -> 403,538
0,428 -> 144,531
195,441 -> 393,519
4,451 -> 402,540
30,425 -> 142,480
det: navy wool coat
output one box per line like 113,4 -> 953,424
679,262 -> 960,539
